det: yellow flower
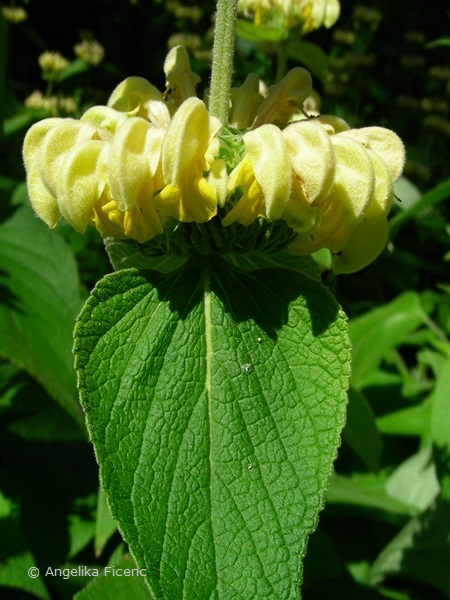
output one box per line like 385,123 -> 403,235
238,0 -> 340,34
252,67 -> 312,128
289,124 -> 405,271
23,118 -> 101,229
38,51 -> 70,74
107,117 -> 165,242
222,124 -> 292,226
74,39 -> 105,66
22,45 -> 405,273
2,6 -> 27,23
163,45 -> 201,108
154,97 -> 223,222
229,73 -> 263,129
107,77 -> 171,128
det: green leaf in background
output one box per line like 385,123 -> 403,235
326,472 -> 416,516
94,487 -> 118,558
0,203 -> 83,425
385,446 -> 440,512
74,551 -> 150,600
0,491 -> 50,600
0,9 -> 6,141
370,499 -> 450,598
74,258 -> 350,599
376,398 -> 432,437
426,37 -> 450,48
431,357 -> 450,499
236,19 -> 287,42
349,292 -> 425,389
389,177 -> 450,238
342,388 -> 382,471
286,40 -> 329,84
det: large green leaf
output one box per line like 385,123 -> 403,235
74,257 -> 350,599
0,203 -> 83,424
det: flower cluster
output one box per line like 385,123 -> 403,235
238,0 -> 340,34
23,46 -> 405,274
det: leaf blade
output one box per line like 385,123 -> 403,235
74,259 -> 350,599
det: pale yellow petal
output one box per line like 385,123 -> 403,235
36,120 -> 98,197
365,148 -> 393,218
253,67 -> 312,128
154,176 -> 217,222
283,120 -> 335,204
108,117 -> 163,211
229,73 -> 263,129
107,76 -> 171,127
312,114 -> 351,135
93,196 -> 126,239
162,97 -> 221,183
332,216 -> 389,274
22,118 -> 65,172
208,159 -> 228,207
331,135 -> 375,223
81,105 -> 128,134
123,200 -> 164,243
222,180 -> 264,226
57,140 -> 108,233
341,126 -> 405,182
324,0 -> 340,27
164,45 -> 201,106
25,159 -> 61,228
244,124 -> 291,219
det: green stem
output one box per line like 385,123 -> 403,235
209,0 -> 238,124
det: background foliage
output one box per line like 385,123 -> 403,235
1,0 -> 450,598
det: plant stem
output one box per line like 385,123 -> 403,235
209,0 -> 238,124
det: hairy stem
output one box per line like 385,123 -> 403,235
209,0 -> 238,124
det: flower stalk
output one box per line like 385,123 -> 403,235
209,0 -> 239,123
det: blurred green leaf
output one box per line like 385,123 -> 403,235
390,178 -> 450,238
392,176 -> 422,212
74,552 -> 149,600
303,529 -> 342,581
0,204 -> 83,425
94,487 -> 117,558
349,292 -> 425,389
342,388 -> 382,471
3,109 -> 50,137
287,40 -> 329,83
370,499 -> 450,598
426,37 -> 450,48
58,58 -> 90,82
385,446 -> 440,512
0,491 -> 51,600
431,357 -> 450,499
236,18 -> 286,42
376,398 -> 432,436
327,473 -> 416,516
0,10 -> 5,141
